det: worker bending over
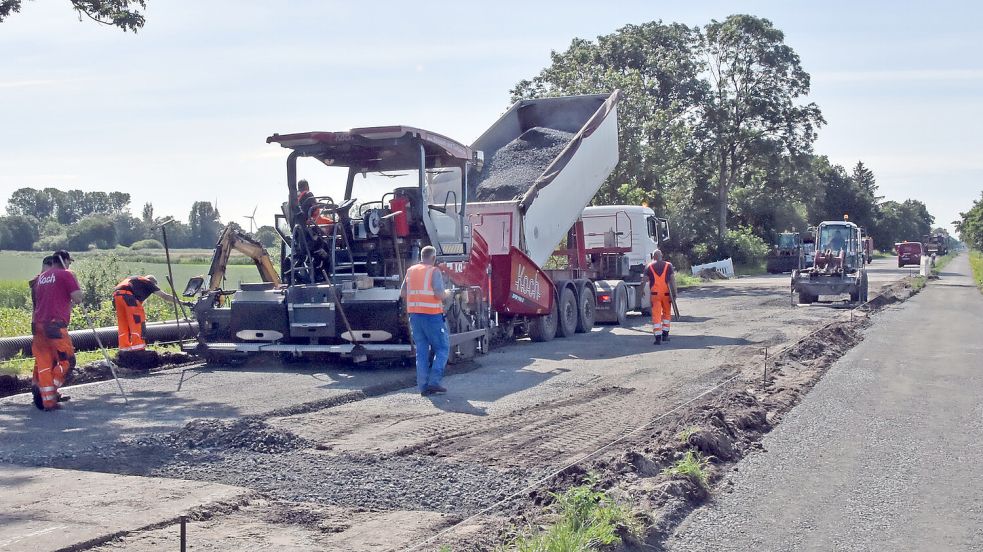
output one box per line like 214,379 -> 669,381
645,249 -> 677,345
400,246 -> 451,396
31,250 -> 83,410
113,275 -> 186,352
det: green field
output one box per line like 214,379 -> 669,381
0,250 -> 266,290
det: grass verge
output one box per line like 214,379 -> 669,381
675,273 -> 701,289
931,252 -> 955,274
500,474 -> 641,551
734,260 -> 766,277
970,250 -> 983,293
661,450 -> 711,489
0,342 -> 184,377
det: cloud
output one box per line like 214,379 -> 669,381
816,69 -> 983,83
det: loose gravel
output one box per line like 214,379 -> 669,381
151,450 -> 531,515
472,127 -> 574,201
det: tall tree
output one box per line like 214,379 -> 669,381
0,0 -> 147,32
141,202 -> 154,224
5,187 -> 55,220
701,14 -> 824,240
188,201 -> 222,248
510,21 -> 706,210
956,191 -> 983,250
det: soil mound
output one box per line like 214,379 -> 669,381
472,127 -> 574,201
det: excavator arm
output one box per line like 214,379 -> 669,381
207,225 -> 281,291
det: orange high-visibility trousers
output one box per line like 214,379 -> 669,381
650,293 -> 672,334
32,322 -> 76,410
113,290 -> 146,351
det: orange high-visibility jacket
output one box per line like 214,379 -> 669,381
647,261 -> 672,296
405,264 -> 444,315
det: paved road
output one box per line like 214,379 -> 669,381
0,259 -> 913,551
668,254 -> 983,552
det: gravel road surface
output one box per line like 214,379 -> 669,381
0,257 -> 911,551
667,254 -> 983,552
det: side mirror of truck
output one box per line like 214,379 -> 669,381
657,218 -> 671,243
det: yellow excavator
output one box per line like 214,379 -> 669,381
183,225 -> 281,304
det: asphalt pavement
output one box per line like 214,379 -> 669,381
667,254 -> 983,551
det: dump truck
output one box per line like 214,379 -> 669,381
791,220 -> 869,305
766,232 -> 803,274
921,231 -> 949,256
188,91 -> 645,363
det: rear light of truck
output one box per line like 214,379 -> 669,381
598,294 -> 611,302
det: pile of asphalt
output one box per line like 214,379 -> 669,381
160,418 -> 311,454
152,450 -> 531,515
472,127 -> 574,202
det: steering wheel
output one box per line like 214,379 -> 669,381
320,198 -> 356,215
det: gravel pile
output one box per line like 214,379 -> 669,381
153,450 -> 531,515
472,127 -> 574,201
159,419 -> 311,454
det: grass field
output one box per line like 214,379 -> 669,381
0,250 -> 266,290
970,250 -> 983,293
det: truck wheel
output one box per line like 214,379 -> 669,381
614,283 -> 628,326
575,286 -> 596,333
528,301 -> 558,342
556,286 -> 578,338
797,291 -> 815,305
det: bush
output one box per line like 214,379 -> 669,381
131,239 -> 164,250
0,215 -> 41,250
723,226 -> 769,265
0,281 -> 30,309
67,215 -> 117,250
33,234 -> 69,251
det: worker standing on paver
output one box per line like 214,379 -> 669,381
31,250 -> 83,410
112,275 -> 186,353
297,179 -> 334,227
400,245 -> 451,396
645,249 -> 676,345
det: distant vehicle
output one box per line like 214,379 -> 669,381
766,232 -> 803,274
895,241 -> 923,268
921,231 -> 949,256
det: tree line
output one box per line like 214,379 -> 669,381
0,187 -> 255,251
512,15 -> 937,262
956,191 -> 983,251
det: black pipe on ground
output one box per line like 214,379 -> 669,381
0,321 -> 198,361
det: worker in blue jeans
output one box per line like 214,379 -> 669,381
400,246 -> 451,396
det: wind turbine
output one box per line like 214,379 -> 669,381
243,205 -> 257,233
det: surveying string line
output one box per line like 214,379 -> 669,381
404,370 -> 744,552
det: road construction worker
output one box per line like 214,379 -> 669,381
297,179 -> 334,227
112,275 -> 185,352
400,245 -> 451,396
645,249 -> 677,345
31,250 -> 83,410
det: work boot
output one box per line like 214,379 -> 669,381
31,385 -> 43,410
57,394 -> 71,403
653,335 -> 662,345
420,388 -> 433,397
428,385 -> 447,395
662,331 -> 670,343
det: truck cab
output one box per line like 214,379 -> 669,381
581,205 -> 669,269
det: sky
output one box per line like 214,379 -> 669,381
1,0 -> 980,235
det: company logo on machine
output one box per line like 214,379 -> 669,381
513,262 -> 543,303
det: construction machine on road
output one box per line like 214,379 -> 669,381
186,91 -> 670,364
766,232 -> 804,274
791,220 -> 869,305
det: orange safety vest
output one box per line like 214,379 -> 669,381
298,191 -> 333,226
405,264 -> 444,315
647,261 -> 671,296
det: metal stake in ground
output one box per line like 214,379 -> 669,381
80,305 -> 129,405
158,218 -> 185,340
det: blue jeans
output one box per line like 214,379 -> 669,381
409,313 -> 449,392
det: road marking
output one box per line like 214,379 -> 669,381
0,525 -> 69,549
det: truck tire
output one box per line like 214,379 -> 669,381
556,286 -> 578,338
797,291 -> 816,305
613,282 -> 628,326
575,284 -> 596,334
528,301 -> 558,342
